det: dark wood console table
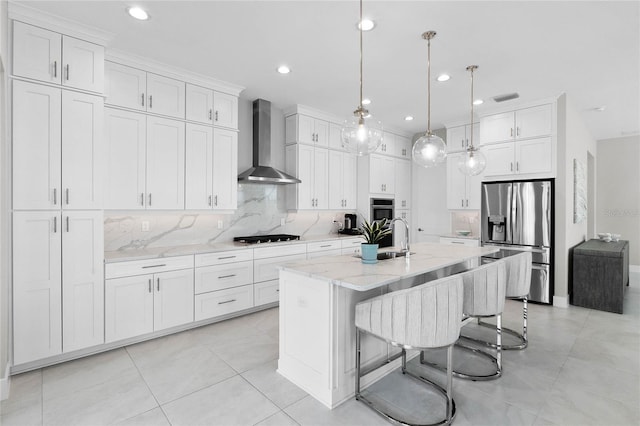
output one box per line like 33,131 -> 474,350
572,239 -> 629,314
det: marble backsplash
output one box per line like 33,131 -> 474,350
104,184 -> 354,252
450,210 -> 480,237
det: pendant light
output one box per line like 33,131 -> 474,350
412,31 -> 447,168
341,0 -> 383,156
457,65 -> 487,176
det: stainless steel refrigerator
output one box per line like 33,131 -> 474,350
481,180 -> 553,304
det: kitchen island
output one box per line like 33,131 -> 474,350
277,242 -> 498,409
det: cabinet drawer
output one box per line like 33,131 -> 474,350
194,285 -> 253,321
194,261 -> 253,294
341,238 -> 363,249
105,255 -> 193,279
341,247 -> 361,256
254,280 -> 279,306
307,240 -> 341,253
195,249 -> 253,267
439,237 -> 480,247
253,243 -> 306,260
254,254 -> 307,283
307,249 -> 342,259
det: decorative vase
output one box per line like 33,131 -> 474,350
361,243 -> 379,264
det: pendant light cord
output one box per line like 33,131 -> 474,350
359,0 -> 363,111
427,35 -> 431,134
467,65 -> 478,150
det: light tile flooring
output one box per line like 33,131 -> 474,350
2,274 -> 639,426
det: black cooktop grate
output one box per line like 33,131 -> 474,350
233,234 -> 301,244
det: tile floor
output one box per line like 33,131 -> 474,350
2,274 -> 639,426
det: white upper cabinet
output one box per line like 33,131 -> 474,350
213,92 -> 239,130
286,144 -> 328,210
12,80 -> 61,210
286,114 -> 328,146
446,123 -> 479,153
328,151 -> 357,209
446,153 -> 482,210
376,132 -> 394,155
186,84 -> 214,124
146,72 -> 186,119
369,154 -> 395,195
13,21 -> 104,93
104,108 -> 147,209
480,104 -> 552,144
146,117 -> 185,210
61,90 -> 103,209
104,61 -> 146,111
212,128 -> 238,210
395,135 -> 412,159
328,122 -> 345,151
394,159 -> 411,209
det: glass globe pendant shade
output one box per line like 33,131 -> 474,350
341,111 -> 383,156
457,148 -> 487,176
412,132 -> 447,167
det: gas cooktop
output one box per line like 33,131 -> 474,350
233,234 -> 301,244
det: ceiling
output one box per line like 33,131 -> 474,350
15,1 -> 640,141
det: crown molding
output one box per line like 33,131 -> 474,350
8,1 -> 114,45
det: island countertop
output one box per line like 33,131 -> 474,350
278,242 -> 499,291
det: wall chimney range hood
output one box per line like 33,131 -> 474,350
237,99 -> 301,185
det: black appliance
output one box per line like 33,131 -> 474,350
481,179 -> 554,304
339,213 -> 360,235
233,234 -> 300,244
370,198 -> 394,248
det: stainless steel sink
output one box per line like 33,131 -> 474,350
377,251 -> 414,260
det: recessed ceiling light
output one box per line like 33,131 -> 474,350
127,6 -> 149,20
436,74 -> 450,82
357,19 -> 376,31
404,116 -> 414,121
473,99 -> 484,105
277,65 -> 291,74
594,106 -> 606,112
362,98 -> 371,105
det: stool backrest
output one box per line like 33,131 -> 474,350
355,274 -> 464,349
504,251 -> 532,298
461,260 -> 507,317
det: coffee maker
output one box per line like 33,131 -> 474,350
340,213 -> 360,235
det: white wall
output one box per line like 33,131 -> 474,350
554,94 -> 598,306
596,135 -> 640,267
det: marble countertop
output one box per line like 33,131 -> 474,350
104,233 -> 364,263
278,242 -> 499,291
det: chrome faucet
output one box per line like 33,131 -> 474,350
390,217 -> 410,256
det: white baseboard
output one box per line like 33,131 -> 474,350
0,364 -> 10,401
630,264 -> 639,274
553,295 -> 569,308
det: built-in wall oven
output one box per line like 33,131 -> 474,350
370,198 -> 394,248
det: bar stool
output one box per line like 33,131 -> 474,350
355,274 -> 464,426
421,260 -> 507,381
474,251 -> 532,350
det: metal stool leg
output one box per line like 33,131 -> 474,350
355,328 -> 361,398
469,298 -> 528,350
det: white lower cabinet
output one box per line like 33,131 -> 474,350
13,210 -> 103,364
340,238 -> 362,256
105,263 -> 194,343
439,237 -> 480,247
195,285 -> 253,320
254,280 -> 280,306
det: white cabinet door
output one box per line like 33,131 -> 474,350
396,135 -> 412,159
516,137 -> 552,175
212,128 -> 238,209
286,144 -> 313,210
186,84 -> 214,124
61,90 -> 103,209
104,61 -> 146,111
466,171 -> 482,210
62,211 -> 104,352
153,269 -> 194,331
328,150 -> 343,209
104,108 -> 146,209
480,111 -> 514,144
146,72 -> 185,119
515,104 -> 552,139
146,117 -> 185,210
369,154 -> 395,194
482,143 -> 515,177
328,122 -> 344,151
297,115 -> 315,145
105,274 -> 154,343
185,123 -> 213,210
376,133 -> 394,155
13,211 -> 62,364
61,35 -> 104,93
446,154 -> 467,209
314,147 -> 329,209
12,21 -> 62,84
213,91 -> 238,130
395,159 -> 411,209
12,80 -> 61,210
447,125 -> 467,152
343,154 -> 357,210
314,119 -> 329,147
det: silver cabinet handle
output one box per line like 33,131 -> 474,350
208,195 -> 212,206
218,255 -> 236,260
209,109 -> 213,121
141,93 -> 145,107
466,199 -> 469,207
141,193 -> 145,206
65,188 -> 69,205
320,244 -> 332,248
214,195 -> 218,206
418,228 -> 424,231
510,128 -> 513,137
148,279 -> 152,293
218,299 -> 236,305
157,277 -> 160,291
218,274 -> 236,279
65,64 -> 69,81
53,61 -> 57,78
451,241 -> 465,245
53,216 -> 57,233
66,216 -> 69,232
516,126 -> 520,137
516,162 -> 520,172
461,199 -> 464,208
215,111 -> 218,121
510,162 -> 513,172
149,95 -> 153,109
148,193 -> 152,206
142,264 -> 167,269
53,188 -> 57,205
